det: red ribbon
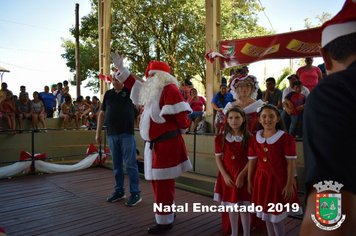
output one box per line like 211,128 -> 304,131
99,73 -> 112,84
87,143 -> 109,164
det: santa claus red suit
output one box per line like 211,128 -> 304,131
113,57 -> 192,234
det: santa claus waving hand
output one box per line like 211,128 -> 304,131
110,52 -> 193,234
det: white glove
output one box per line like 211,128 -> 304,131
109,51 -> 124,72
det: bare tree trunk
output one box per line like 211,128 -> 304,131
75,3 -> 81,96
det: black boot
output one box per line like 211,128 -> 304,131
147,223 -> 173,234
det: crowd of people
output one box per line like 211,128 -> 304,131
211,59 -> 322,139
0,58 -> 319,138
0,81 -> 101,133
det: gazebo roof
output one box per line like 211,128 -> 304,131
0,66 -> 10,73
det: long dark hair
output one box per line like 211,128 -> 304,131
33,91 -> 46,108
257,104 -> 286,131
222,105 -> 250,149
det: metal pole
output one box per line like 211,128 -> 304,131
31,130 -> 35,172
193,132 -> 196,172
99,142 -> 102,166
104,127 -> 107,154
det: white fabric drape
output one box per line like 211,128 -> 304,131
0,153 -> 99,179
0,161 -> 32,179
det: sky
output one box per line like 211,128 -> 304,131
0,0 -> 346,98
252,0 -> 345,88
0,0 -> 93,99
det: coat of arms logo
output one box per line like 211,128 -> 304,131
311,180 -> 346,231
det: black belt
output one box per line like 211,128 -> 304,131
149,129 -> 180,150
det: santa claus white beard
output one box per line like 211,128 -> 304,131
138,71 -> 180,107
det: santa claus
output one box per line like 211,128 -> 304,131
110,52 -> 192,234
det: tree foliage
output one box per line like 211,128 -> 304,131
61,38 -> 100,92
61,0 -> 270,91
304,12 -> 333,29
276,67 -> 291,91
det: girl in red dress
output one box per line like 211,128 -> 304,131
248,104 -> 302,236
0,91 -> 16,133
214,105 -> 251,236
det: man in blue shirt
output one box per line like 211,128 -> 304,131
211,84 -> 235,134
39,86 -> 56,118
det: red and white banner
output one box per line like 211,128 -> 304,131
218,27 -> 322,69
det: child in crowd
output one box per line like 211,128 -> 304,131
19,85 -> 26,97
85,96 -> 92,105
60,96 -> 79,129
71,101 -> 79,115
283,81 -> 306,137
62,80 -> 70,99
12,95 -> 18,102
248,104 -> 302,236
214,105 -> 251,236
89,96 -> 100,124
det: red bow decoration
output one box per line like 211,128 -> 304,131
19,151 -> 46,161
86,143 -> 109,164
205,49 -> 227,63
99,73 -> 112,84
19,151 -> 46,172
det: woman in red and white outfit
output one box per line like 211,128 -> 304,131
224,75 -> 264,134
111,53 -> 192,234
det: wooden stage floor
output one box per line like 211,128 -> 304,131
0,167 -> 302,236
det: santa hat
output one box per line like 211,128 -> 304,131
145,61 -> 170,78
230,74 -> 259,93
321,0 -> 356,47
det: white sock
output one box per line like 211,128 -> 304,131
266,221 -> 276,236
229,211 -> 239,236
240,212 -> 250,236
272,221 -> 285,236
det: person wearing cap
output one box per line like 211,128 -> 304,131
95,71 -> 141,207
301,0 -> 356,235
281,74 -> 310,132
110,52 -> 192,234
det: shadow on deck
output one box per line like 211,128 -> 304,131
0,168 -> 301,236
